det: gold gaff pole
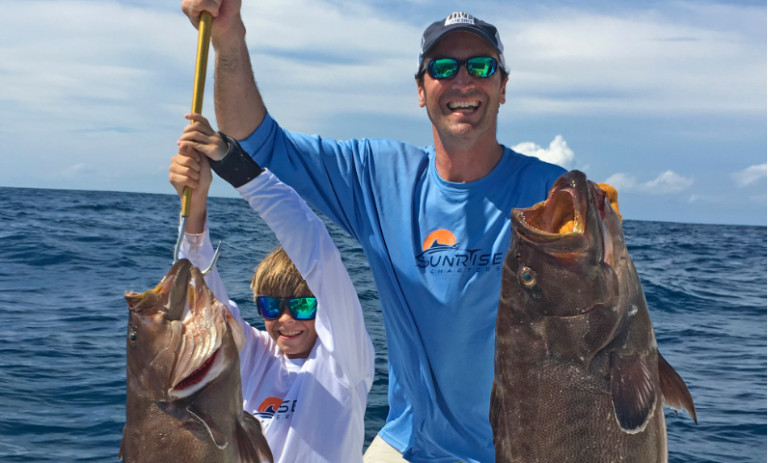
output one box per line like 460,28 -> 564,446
173,12 -> 221,272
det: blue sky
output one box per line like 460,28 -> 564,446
1,0 -> 765,225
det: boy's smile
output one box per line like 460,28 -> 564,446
266,314 -> 317,359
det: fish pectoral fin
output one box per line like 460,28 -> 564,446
658,352 -> 698,424
609,352 -> 658,434
238,411 -> 273,463
183,404 -> 229,449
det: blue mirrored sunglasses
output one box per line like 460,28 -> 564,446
426,56 -> 498,80
256,296 -> 318,320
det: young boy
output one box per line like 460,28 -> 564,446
169,113 -> 375,462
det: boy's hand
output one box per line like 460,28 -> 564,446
169,146 -> 211,234
170,113 -> 224,232
169,148 -> 211,203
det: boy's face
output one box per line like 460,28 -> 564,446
264,312 -> 318,359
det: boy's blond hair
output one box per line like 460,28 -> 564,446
250,247 -> 313,300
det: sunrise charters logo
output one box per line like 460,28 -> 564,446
255,397 -> 298,421
416,229 -> 504,274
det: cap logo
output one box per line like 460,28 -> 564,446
444,11 -> 475,26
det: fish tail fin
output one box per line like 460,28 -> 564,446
658,353 -> 697,424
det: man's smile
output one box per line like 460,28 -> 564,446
448,100 -> 481,113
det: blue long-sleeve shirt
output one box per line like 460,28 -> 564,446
240,113 -> 566,462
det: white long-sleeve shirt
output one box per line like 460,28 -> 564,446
180,170 -> 375,463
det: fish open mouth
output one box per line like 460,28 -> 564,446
173,347 -> 220,391
513,171 -> 621,267
515,187 -> 583,237
168,278 -> 229,399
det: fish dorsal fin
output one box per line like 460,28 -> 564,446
609,351 -> 658,433
238,411 -> 274,463
658,352 -> 698,424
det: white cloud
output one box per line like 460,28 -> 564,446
512,135 -> 575,168
2,0 -> 763,135
604,170 -> 694,194
0,0 -> 764,226
496,3 -> 765,116
731,164 -> 767,187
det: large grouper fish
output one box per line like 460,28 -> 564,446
491,170 -> 696,462
120,259 -> 273,462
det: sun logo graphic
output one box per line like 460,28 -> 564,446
422,229 -> 458,251
416,228 -> 504,273
255,397 -> 283,420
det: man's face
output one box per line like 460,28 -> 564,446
417,32 -> 508,145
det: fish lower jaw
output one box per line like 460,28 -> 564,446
169,347 -> 225,400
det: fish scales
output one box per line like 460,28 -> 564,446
491,170 -> 695,463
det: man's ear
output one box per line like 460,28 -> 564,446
499,76 -> 508,105
417,80 -> 426,108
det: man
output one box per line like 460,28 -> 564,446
180,3 -> 566,461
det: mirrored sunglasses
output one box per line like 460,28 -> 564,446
426,56 -> 498,80
256,296 -> 318,320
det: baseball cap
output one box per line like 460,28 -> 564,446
418,11 -> 506,72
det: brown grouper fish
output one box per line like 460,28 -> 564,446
121,259 -> 272,462
491,170 -> 696,462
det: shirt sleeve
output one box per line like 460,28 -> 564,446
179,226 -> 230,310
236,170 -> 374,388
237,113 -> 368,241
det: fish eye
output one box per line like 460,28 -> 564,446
129,330 -> 137,342
518,266 -> 537,287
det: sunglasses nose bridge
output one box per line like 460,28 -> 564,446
277,299 -> 295,317
454,62 -> 474,82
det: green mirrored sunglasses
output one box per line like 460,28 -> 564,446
426,56 -> 498,80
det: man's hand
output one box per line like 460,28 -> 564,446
181,0 -> 243,45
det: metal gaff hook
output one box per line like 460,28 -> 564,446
174,215 -> 222,275
172,11 -> 221,275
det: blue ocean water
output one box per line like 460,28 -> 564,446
0,186 -> 764,462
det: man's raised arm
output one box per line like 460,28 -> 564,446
181,0 -> 267,139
